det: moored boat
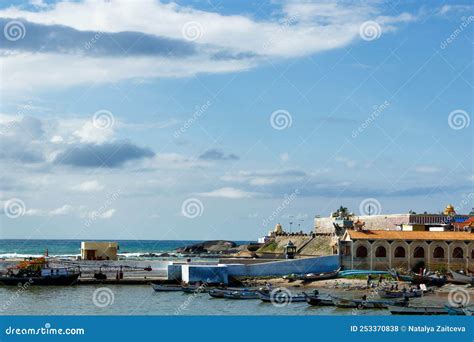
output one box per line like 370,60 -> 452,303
388,269 -> 446,286
389,306 -> 447,315
208,288 -> 258,299
333,297 -> 408,309
449,270 -> 474,285
256,289 -> 306,303
0,258 -> 80,286
444,305 -> 474,316
303,268 -> 340,282
304,292 -> 335,306
151,283 -> 183,292
378,288 -> 424,298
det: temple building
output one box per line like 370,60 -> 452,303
339,230 -> 474,271
315,204 -> 472,234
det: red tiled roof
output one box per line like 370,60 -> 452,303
347,230 -> 474,241
453,217 -> 474,229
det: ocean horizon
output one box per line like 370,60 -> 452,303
0,239 -> 254,259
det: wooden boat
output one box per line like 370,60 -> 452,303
333,297 -> 408,309
208,288 -> 257,299
256,289 -> 306,303
378,288 -> 424,298
304,292 -> 335,306
0,258 -> 80,286
389,269 -> 446,286
151,283 -> 183,292
304,268 -> 340,282
181,285 -> 209,294
444,305 -> 474,316
450,270 -> 474,285
222,290 -> 259,300
389,306 -> 447,315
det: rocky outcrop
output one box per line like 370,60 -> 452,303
176,240 -> 237,254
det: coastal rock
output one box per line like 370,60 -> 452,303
176,240 -> 237,254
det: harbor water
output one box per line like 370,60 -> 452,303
0,285 -> 453,316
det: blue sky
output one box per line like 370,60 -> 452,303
0,0 -> 472,240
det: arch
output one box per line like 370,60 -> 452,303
394,246 -> 406,258
375,246 -> 387,258
413,246 -> 425,258
433,246 -> 445,258
452,247 -> 463,259
356,246 -> 368,258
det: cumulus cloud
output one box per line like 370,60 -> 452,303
54,141 -> 155,168
25,204 -> 74,216
72,180 -> 104,192
198,149 -> 239,161
197,187 -> 260,199
0,0 -> 415,92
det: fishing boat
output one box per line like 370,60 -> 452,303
444,305 -> 474,316
450,270 -> 474,285
208,288 -> 258,299
150,283 -> 183,292
304,292 -> 335,306
333,297 -> 408,309
378,288 -> 424,298
256,289 -> 306,303
0,258 -> 80,286
388,269 -> 446,286
181,285 -> 209,294
389,306 -> 447,315
303,268 -> 340,282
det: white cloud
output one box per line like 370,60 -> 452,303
73,121 -> 114,144
197,187 -> 259,199
25,204 -> 74,216
0,0 -> 415,93
85,208 -> 116,219
72,180 -> 104,192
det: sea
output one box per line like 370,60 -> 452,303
0,239 -> 252,259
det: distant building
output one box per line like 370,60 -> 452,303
80,241 -> 119,260
339,230 -> 474,271
315,204 -> 471,234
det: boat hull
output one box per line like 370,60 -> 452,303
378,289 -> 423,298
450,270 -> 474,285
256,290 -> 306,303
151,283 -> 182,292
0,273 -> 80,286
305,295 -> 334,306
389,306 -> 447,315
